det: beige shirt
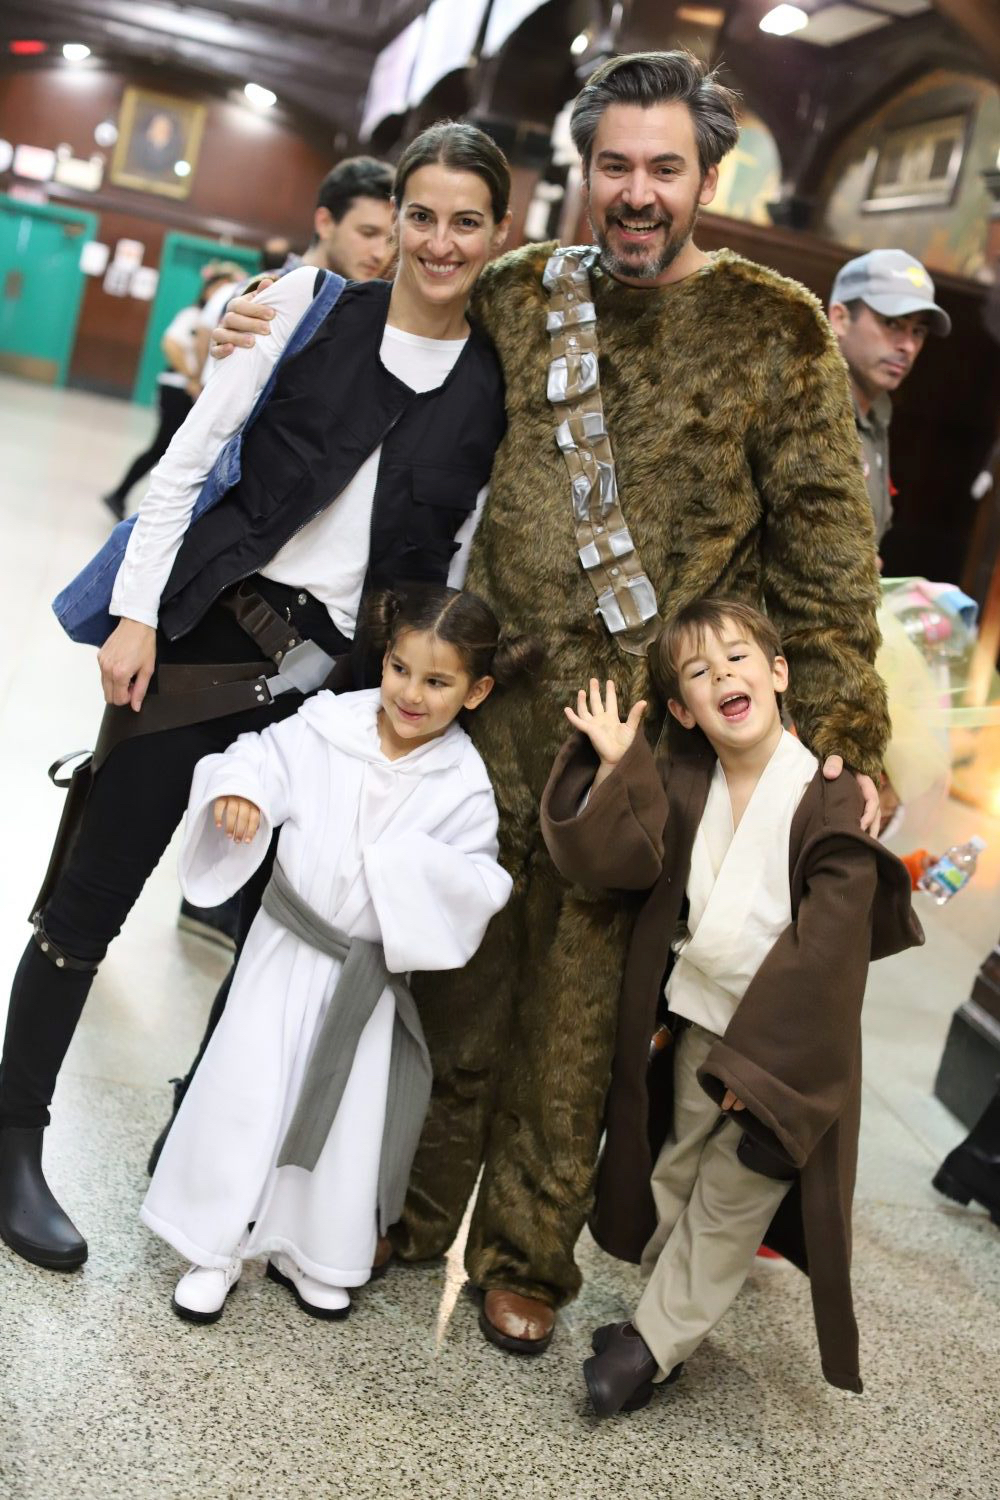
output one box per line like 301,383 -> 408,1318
665,731 -> 819,1037
854,391 -> 893,543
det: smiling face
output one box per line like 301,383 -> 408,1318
667,620 -> 788,757
584,102 -> 718,285
829,301 -> 930,406
379,628 -> 494,757
392,162 -> 510,315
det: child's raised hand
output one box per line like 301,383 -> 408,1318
564,679 -> 647,767
213,795 -> 261,844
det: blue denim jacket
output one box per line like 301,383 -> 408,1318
53,270 -> 346,646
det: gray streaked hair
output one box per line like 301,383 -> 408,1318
570,51 -> 741,177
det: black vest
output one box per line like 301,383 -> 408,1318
158,279 -> 506,640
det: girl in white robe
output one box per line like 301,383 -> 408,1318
142,587 -> 535,1324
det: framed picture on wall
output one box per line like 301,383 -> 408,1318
863,111 -> 971,213
109,88 -> 206,199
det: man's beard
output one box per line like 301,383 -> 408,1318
592,200 -> 700,282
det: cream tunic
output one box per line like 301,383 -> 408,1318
666,730 -> 818,1037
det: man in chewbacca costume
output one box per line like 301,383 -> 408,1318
390,51 -> 889,1354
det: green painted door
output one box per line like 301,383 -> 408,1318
132,233 -> 260,407
0,196 -> 98,385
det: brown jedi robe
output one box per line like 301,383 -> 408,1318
541,728 -> 923,1393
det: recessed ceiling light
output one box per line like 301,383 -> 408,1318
759,5 -> 808,36
570,32 -> 590,57
62,43 -> 91,62
244,83 -> 277,109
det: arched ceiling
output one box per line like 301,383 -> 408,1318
0,0 -> 426,135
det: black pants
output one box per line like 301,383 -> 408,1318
106,384 -> 193,509
0,579 -> 349,1129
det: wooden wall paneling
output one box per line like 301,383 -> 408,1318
0,63 -> 336,396
694,214 -> 1000,589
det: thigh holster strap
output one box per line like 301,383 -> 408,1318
31,913 -> 98,974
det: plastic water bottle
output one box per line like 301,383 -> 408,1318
917,836 -> 986,905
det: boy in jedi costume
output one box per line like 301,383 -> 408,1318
204,51 -> 889,1353
541,600 -> 922,1414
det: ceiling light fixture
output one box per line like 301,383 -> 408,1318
244,83 -> 277,110
62,43 -> 91,62
759,5 -> 808,36
570,32 -> 590,57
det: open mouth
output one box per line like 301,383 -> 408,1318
419,257 -> 462,280
612,217 -> 667,241
718,693 -> 751,722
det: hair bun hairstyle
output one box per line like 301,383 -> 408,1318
490,632 -> 545,688
363,586 -> 544,691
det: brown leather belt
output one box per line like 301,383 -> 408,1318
91,584 -> 352,772
30,583 -> 352,939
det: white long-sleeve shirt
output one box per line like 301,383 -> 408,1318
110,266 -> 489,639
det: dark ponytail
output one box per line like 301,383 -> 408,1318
365,585 -> 543,688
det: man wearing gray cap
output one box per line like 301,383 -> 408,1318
829,249 -> 951,550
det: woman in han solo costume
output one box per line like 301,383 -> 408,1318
205,52 -> 891,1354
0,122 -> 513,1273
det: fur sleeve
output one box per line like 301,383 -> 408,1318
749,300 -> 890,777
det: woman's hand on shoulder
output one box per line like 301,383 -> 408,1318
213,795 -> 261,844
98,618 -> 157,712
564,679 -> 647,770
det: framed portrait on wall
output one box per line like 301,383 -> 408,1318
863,111 -> 971,213
109,88 -> 206,199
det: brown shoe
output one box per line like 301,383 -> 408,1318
584,1321 -> 659,1418
369,1234 -> 393,1281
479,1289 -> 555,1355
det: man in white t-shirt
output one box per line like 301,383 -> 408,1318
102,264 -> 245,522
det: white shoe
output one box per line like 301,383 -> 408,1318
172,1258 -> 242,1324
266,1252 -> 350,1320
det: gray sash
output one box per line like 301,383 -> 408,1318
263,862 -> 432,1234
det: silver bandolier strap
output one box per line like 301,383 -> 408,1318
543,245 -> 662,657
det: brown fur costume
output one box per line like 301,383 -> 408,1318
390,242 -> 889,1308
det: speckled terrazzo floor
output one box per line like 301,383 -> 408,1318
2,378 -> 999,1499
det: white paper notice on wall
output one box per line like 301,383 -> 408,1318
53,155 -> 104,193
80,241 -> 110,276
130,266 -> 159,301
103,263 -> 134,298
113,238 -> 145,268
12,144 -> 57,181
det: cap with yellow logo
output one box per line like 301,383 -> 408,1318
830,249 -> 951,336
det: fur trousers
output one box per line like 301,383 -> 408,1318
391,855 -> 632,1306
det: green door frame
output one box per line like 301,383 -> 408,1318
132,233 -> 260,406
0,195 -> 98,386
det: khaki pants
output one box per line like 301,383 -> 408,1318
634,1023 -> 792,1380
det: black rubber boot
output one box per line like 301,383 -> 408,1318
933,1087 -> 1000,1225
0,1126 -> 87,1269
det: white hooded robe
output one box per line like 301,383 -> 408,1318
141,689 -> 511,1285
